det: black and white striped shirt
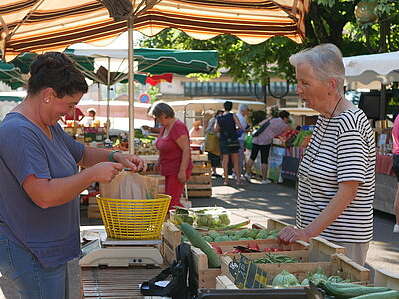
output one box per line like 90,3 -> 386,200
296,108 -> 375,243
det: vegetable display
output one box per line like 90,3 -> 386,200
179,223 -> 220,268
252,253 -> 298,264
202,228 -> 279,242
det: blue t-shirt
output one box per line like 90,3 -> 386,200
0,112 -> 84,268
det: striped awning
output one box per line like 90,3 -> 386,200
1,0 -> 309,61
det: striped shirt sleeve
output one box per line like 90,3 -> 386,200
337,130 -> 368,183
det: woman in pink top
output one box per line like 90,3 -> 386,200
153,103 -> 193,209
392,113 -> 399,232
244,110 -> 290,184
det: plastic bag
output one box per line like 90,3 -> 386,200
100,171 -> 159,200
205,133 -> 220,155
244,134 -> 253,150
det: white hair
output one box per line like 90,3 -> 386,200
238,104 -> 249,112
289,43 -> 345,94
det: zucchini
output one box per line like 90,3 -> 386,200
322,281 -> 362,288
219,220 -> 250,230
179,223 -> 221,268
322,281 -> 391,298
351,290 -> 399,299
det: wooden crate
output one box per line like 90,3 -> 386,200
161,221 -> 265,264
210,239 -> 310,255
216,275 -> 239,289
161,221 -> 182,265
191,246 -> 222,288
221,253 -> 370,286
87,195 -> 101,219
265,218 -> 346,261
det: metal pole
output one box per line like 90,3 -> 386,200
380,83 -> 386,121
128,16 -> 135,154
106,57 -> 111,139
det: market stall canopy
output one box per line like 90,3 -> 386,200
0,61 -> 25,89
66,48 -> 218,85
343,51 -> 399,86
0,0 -> 309,61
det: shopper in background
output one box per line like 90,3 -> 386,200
391,112 -> 399,233
189,120 -> 204,146
0,52 -> 145,298
236,104 -> 250,178
62,106 -> 85,123
83,107 -> 97,126
278,44 -> 375,266
215,101 -> 244,185
205,110 -> 224,177
244,110 -> 290,184
152,102 -> 193,209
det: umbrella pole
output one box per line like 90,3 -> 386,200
128,16 -> 135,154
106,57 -> 111,139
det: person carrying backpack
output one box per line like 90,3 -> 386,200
244,110 -> 290,184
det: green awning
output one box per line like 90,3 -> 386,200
11,52 -> 95,75
0,96 -> 24,102
3,48 -> 218,88
66,48 -> 218,84
134,48 -> 218,75
0,61 -> 25,90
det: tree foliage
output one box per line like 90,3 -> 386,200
140,0 -> 399,83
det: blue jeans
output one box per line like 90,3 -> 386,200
0,232 -> 67,299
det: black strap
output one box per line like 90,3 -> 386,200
140,243 -> 197,298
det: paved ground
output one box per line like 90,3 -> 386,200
1,176 -> 398,298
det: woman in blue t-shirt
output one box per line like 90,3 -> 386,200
0,52 -> 145,299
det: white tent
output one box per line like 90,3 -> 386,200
343,51 -> 399,87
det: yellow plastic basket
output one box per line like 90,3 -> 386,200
96,194 -> 171,240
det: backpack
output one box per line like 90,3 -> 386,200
140,243 -> 197,299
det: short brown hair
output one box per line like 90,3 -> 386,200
152,102 -> 175,118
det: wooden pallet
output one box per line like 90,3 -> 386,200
188,160 -> 212,198
81,267 -> 164,298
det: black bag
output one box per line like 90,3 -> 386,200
140,243 -> 197,299
252,120 -> 270,137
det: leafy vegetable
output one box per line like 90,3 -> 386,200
272,270 -> 299,288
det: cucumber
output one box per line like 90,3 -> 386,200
351,290 -> 399,299
179,223 -> 221,268
322,281 -> 391,298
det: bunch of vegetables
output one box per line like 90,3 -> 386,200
252,253 -> 298,264
172,207 -> 194,225
172,207 -> 235,229
202,229 -> 279,242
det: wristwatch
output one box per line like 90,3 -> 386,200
108,150 -> 121,162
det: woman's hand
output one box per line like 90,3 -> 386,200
114,153 -> 146,172
178,170 -> 187,184
278,226 -> 311,244
89,162 -> 124,183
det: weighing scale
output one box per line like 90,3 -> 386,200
80,230 -> 164,268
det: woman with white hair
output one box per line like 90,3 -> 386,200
278,44 -> 376,266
